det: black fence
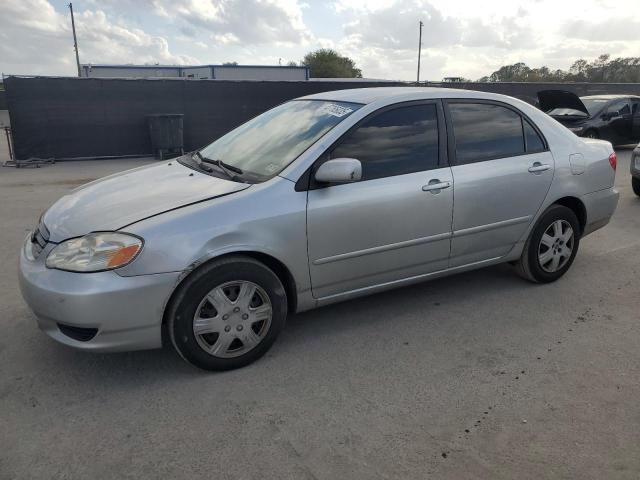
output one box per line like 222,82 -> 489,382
5,76 -> 640,161
5,77 -> 404,160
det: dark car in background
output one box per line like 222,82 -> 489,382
538,90 -> 640,145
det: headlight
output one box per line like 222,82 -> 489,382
46,232 -> 142,272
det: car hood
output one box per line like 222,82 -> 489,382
537,90 -> 590,116
43,160 -> 250,242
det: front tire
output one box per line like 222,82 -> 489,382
516,205 -> 580,283
632,177 -> 640,197
167,256 -> 288,371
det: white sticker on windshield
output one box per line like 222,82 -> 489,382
318,103 -> 354,118
265,163 -> 279,173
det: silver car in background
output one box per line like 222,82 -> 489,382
19,87 -> 619,371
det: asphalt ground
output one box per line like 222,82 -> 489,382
1,150 -> 638,479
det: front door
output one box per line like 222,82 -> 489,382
445,101 -> 554,267
306,102 -> 453,299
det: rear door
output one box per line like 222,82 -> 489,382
306,101 -> 453,299
444,100 -> 554,267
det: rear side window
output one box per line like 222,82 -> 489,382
330,104 -> 439,181
449,103 -> 524,164
523,120 -> 545,153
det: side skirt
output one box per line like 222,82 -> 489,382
314,256 -> 504,308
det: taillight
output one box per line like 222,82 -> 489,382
608,152 -> 617,170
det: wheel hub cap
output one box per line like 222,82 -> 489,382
192,280 -> 273,358
538,219 -> 574,273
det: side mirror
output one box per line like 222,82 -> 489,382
314,158 -> 362,184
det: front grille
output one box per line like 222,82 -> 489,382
30,220 -> 50,258
57,323 -> 98,342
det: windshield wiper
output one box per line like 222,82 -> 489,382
193,151 -> 244,180
192,151 -> 214,172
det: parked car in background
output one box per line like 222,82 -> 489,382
538,90 -> 640,145
632,143 -> 640,196
19,87 -> 619,371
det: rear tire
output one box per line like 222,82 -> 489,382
168,256 -> 288,371
516,205 -> 580,283
632,177 -> 640,197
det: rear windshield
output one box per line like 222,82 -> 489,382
193,100 -> 362,182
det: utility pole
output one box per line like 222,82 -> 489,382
68,3 -> 81,77
416,20 -> 423,84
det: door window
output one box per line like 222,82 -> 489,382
448,103 -> 526,164
607,100 -> 631,116
330,104 -> 439,181
523,119 -> 545,153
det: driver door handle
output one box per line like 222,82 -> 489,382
422,180 -> 451,192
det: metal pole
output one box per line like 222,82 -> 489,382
4,128 -> 13,162
417,20 -> 423,84
68,3 -> 81,77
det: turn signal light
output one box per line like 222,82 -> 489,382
107,244 -> 142,269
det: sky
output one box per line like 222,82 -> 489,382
1,0 -> 639,81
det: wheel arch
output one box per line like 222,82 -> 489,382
162,250 -> 299,328
552,196 -> 587,235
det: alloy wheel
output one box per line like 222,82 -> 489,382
537,219 -> 574,273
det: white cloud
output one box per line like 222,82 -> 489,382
1,0 -> 639,80
151,0 -> 312,46
0,0 -> 197,76
332,0 -> 640,80
563,18 -> 640,42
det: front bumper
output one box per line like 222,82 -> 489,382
19,238 -> 181,352
581,187 -> 620,236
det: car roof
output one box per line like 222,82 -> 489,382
581,94 -> 640,101
298,87 -> 520,105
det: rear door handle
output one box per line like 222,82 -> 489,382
422,180 -> 451,192
528,162 -> 551,173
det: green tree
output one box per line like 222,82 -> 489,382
480,55 -> 640,83
222,61 -> 238,66
301,49 -> 362,78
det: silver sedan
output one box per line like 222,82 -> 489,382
19,87 -> 619,370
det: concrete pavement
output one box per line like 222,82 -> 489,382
0,152 -> 638,479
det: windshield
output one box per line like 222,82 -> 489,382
581,98 -> 609,116
190,100 -> 362,182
